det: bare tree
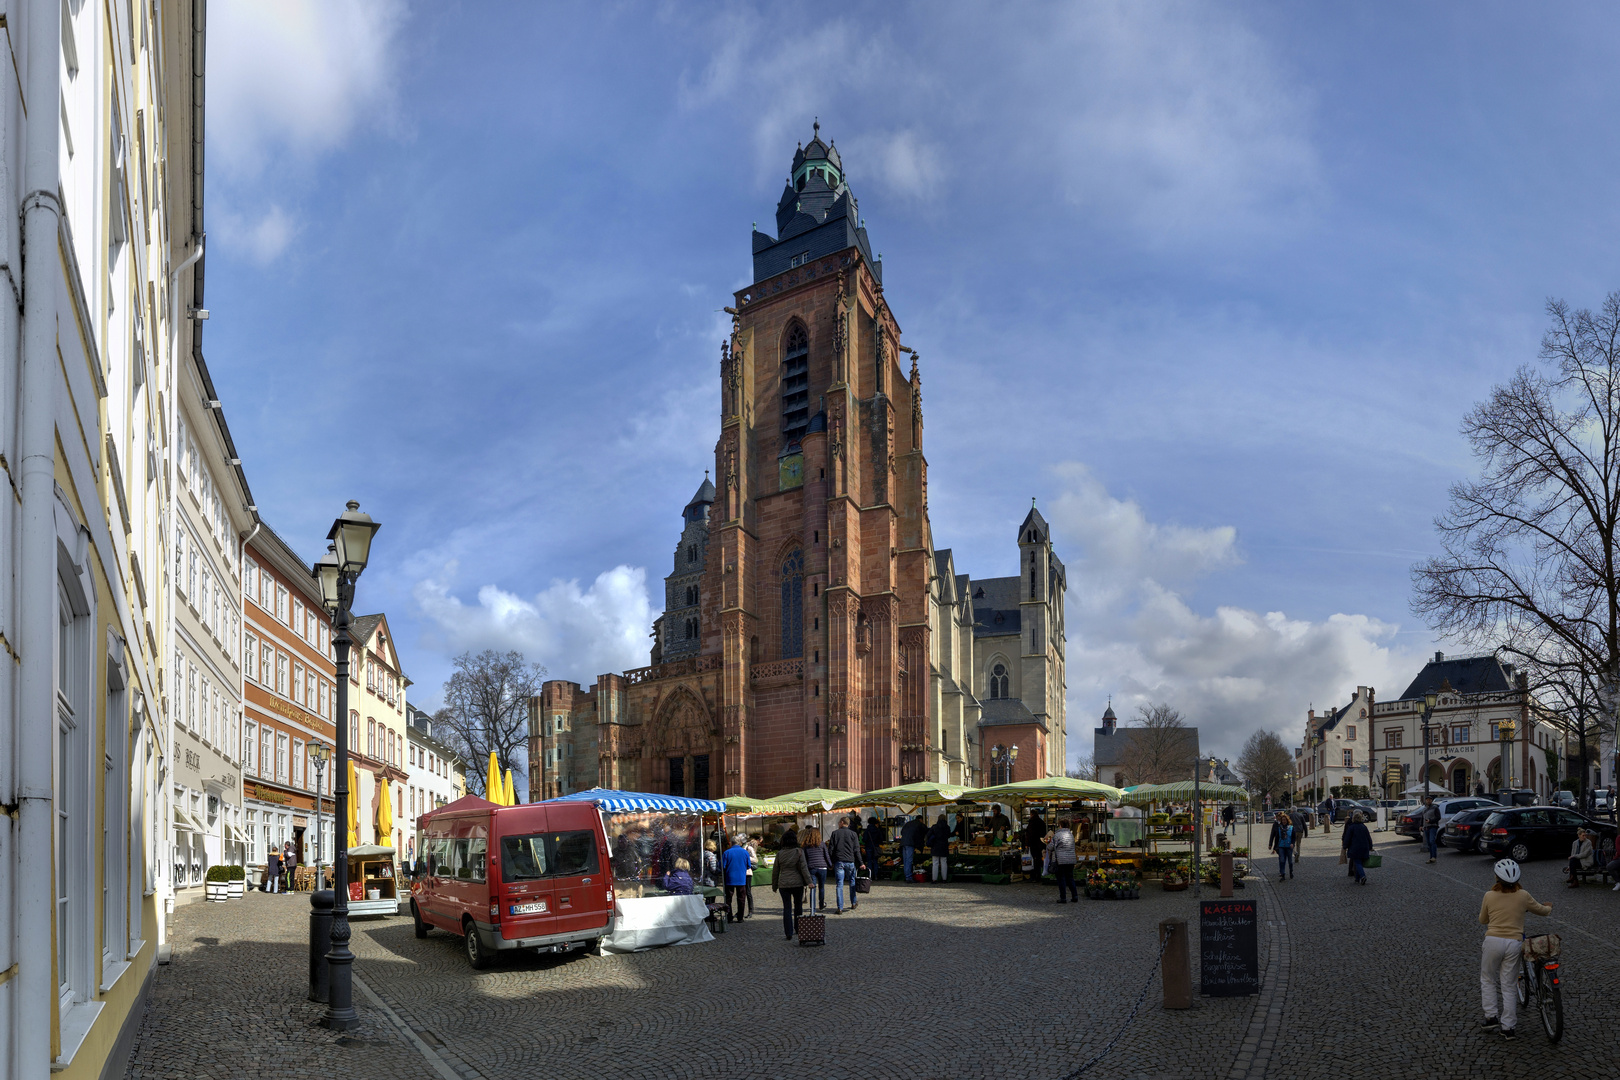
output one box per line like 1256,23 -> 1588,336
1065,754 -> 1097,782
1116,703 -> 1198,785
434,650 -> 547,799
1412,294 -> 1620,797
1236,730 -> 1291,802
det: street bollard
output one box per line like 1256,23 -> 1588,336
1218,853 -> 1233,898
1159,918 -> 1191,1009
309,889 -> 334,1003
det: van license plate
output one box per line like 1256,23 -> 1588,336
510,901 -> 548,915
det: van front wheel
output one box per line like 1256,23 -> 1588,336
463,919 -> 492,970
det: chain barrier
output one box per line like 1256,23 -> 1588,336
1054,928 -> 1173,1080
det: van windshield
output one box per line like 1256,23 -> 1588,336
501,836 -> 549,882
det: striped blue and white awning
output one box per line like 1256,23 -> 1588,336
540,787 -> 727,815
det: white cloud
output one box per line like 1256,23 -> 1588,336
413,563 -> 655,685
1049,464 -> 1426,764
841,129 -> 942,202
213,203 -> 296,264
208,0 -> 407,177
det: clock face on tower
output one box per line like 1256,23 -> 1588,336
778,451 -> 804,491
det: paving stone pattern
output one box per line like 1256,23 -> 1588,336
126,839 -> 1620,1080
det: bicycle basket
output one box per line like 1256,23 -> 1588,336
1523,934 -> 1562,960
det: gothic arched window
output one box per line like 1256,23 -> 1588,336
685,585 -> 697,606
687,545 -> 697,565
781,549 -> 804,659
781,324 -> 810,445
990,663 -> 1009,700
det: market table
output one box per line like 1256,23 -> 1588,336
599,895 -> 714,954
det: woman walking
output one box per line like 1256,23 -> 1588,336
745,834 -> 761,917
927,815 -> 952,882
1478,858 -> 1552,1040
772,829 -> 811,942
1267,812 -> 1293,881
1564,828 -> 1594,888
862,816 -> 883,878
1342,811 -> 1374,885
802,827 -> 831,912
1046,818 -> 1079,903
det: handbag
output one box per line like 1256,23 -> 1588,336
1338,850 -> 1347,865
1523,933 -> 1561,960
1363,854 -> 1382,869
854,871 -> 871,894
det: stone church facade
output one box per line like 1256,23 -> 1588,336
530,130 -> 1067,800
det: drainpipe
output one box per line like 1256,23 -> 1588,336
18,0 -> 65,1070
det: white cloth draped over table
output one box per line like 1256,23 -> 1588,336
598,895 -> 714,954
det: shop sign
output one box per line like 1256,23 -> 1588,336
1199,899 -> 1258,996
185,749 -> 200,770
251,784 -> 290,804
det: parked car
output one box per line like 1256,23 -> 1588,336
1550,790 -> 1577,810
413,795 -> 616,968
1589,789 -> 1612,813
1440,808 -> 1497,854
1395,796 -> 1500,839
1477,807 -> 1618,863
1493,789 -> 1539,807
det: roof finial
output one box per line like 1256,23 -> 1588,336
1032,496 -> 1037,508
813,117 -> 820,139
704,469 -> 709,479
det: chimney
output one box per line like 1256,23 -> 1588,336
1435,651 -> 1444,663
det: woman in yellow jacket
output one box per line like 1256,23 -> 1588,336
1478,858 -> 1552,1040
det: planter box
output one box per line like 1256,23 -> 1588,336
205,882 -> 228,903
227,880 -> 245,899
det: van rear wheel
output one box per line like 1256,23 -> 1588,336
463,919 -> 492,970
411,902 -> 428,939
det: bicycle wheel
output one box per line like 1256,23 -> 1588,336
1536,970 -> 1564,1042
1516,963 -> 1530,1009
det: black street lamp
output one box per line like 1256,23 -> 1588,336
311,500 -> 380,1031
1420,685 -> 1442,798
310,742 -> 330,883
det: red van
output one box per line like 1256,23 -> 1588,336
412,795 -> 615,968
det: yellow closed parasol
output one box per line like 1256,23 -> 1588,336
347,760 -> 360,847
486,751 -> 503,804
503,768 -> 516,806
377,776 -> 393,842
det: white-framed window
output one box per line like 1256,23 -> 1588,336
200,676 -> 211,742
244,558 -> 258,604
292,663 -> 304,706
187,664 -> 197,732
275,733 -> 288,783
318,681 -> 328,720
1342,749 -> 1354,768
293,739 -> 305,787
260,643 -> 273,687
200,568 -> 210,632
187,542 -> 197,600
276,653 -> 288,696
243,720 -> 257,774
56,576 -> 92,1010
262,727 -> 274,780
275,585 -> 288,624
306,672 -> 316,714
244,633 -> 258,681
174,530 -> 186,596
293,600 -> 304,641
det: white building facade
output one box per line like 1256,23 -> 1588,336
1293,686 -> 1375,803
406,704 -> 463,864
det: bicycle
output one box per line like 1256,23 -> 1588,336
1516,932 -> 1564,1042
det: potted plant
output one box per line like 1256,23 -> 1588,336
227,864 -> 245,899
205,864 -> 230,902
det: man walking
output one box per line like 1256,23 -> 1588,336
900,814 -> 928,882
1421,795 -> 1442,864
722,835 -> 752,922
828,816 -> 864,913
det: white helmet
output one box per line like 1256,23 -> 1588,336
1493,858 -> 1521,884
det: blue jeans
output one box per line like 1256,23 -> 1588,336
808,867 -> 827,911
902,845 -> 915,881
835,860 -> 859,910
1276,848 -> 1291,876
1350,857 -> 1366,882
1424,827 -> 1439,859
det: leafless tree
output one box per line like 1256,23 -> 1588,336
1412,294 -> 1620,797
1236,730 -> 1292,802
1116,703 -> 1198,785
1065,755 -> 1098,782
434,650 -> 547,799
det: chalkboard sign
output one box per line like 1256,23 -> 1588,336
1200,899 -> 1259,996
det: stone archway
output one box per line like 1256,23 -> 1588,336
651,686 -> 717,798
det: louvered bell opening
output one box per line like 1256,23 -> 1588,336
782,343 -> 810,444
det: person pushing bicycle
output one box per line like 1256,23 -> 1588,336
1478,858 -> 1551,1040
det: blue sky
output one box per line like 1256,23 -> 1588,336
203,2 -> 1620,770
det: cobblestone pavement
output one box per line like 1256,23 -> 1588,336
126,840 -> 1620,1080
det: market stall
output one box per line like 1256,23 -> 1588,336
1120,781 -> 1254,886
964,776 -> 1129,883
830,782 -> 978,881
344,844 -> 400,917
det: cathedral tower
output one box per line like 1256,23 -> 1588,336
710,124 -> 934,796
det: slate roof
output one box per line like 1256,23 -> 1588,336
1397,653 -> 1515,701
349,614 -> 382,649
971,576 -> 1022,637
1019,505 -> 1050,543
752,129 -> 878,284
978,697 -> 1047,732
685,476 -> 715,512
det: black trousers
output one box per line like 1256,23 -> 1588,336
779,886 -> 804,937
725,884 -> 748,920
1054,863 -> 1078,901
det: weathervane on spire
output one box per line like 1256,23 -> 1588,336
813,117 -> 820,139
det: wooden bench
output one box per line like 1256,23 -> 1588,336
1572,838 -> 1616,885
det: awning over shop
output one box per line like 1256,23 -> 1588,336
541,788 -> 727,814
829,782 -> 966,811
721,794 -> 802,816
172,806 -> 206,834
768,788 -> 858,811
963,776 -> 1124,804
1118,781 -> 1251,805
